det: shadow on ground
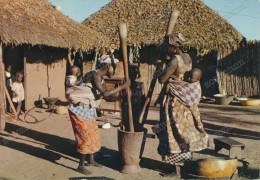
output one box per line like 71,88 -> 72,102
1,122 -> 173,175
203,122 -> 260,140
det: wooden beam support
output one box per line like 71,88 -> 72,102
0,43 -> 6,131
4,86 -> 17,118
23,56 -> 28,110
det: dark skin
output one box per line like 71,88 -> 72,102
190,68 -> 202,83
91,64 -> 130,100
158,44 -> 192,84
157,42 -> 192,178
70,66 -> 82,86
70,65 -> 130,175
6,65 -> 11,73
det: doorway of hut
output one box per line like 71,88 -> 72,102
3,45 -> 25,112
189,49 -> 219,97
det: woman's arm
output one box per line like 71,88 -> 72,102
93,74 -> 130,98
158,57 -> 178,84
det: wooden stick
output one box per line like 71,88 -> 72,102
118,23 -> 134,132
0,43 -> 6,130
166,10 -> 180,36
139,10 -> 179,124
4,86 -> 17,118
23,56 -> 28,111
138,97 -> 150,124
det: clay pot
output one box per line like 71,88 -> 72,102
117,128 -> 147,174
239,98 -> 260,106
185,158 -> 238,179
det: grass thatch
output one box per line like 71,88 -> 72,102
83,0 -> 243,54
0,0 -> 109,49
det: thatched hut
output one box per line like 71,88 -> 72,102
0,0 -> 108,129
83,0 -> 244,95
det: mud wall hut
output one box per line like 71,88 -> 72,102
0,0 -> 108,129
83,0 -> 244,95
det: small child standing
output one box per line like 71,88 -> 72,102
5,65 -> 13,113
12,72 -> 25,117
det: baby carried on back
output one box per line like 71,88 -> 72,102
169,68 -> 202,108
65,69 -> 101,108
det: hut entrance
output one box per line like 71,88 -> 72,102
3,45 -> 24,75
3,45 -> 25,111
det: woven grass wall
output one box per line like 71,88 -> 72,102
217,41 -> 260,97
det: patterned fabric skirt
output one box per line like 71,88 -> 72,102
156,97 -> 208,166
69,110 -> 101,154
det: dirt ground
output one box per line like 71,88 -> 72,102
0,100 -> 259,180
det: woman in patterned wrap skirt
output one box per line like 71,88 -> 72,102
66,57 -> 130,175
155,33 -> 208,177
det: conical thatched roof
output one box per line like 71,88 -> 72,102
83,0 -> 243,54
0,0 -> 109,49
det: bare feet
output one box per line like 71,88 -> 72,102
85,161 -> 102,167
86,154 -> 102,167
160,172 -> 181,178
76,166 -> 91,175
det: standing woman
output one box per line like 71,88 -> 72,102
156,33 -> 208,177
66,58 -> 130,175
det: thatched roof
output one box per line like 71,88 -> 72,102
83,0 -> 243,54
0,0 -> 109,49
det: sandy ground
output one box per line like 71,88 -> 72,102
0,101 -> 259,180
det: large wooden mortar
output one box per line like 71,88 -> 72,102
117,128 -> 147,174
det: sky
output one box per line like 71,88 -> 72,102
49,0 -> 260,40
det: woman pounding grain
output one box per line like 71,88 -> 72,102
155,33 -> 208,177
66,57 -> 130,175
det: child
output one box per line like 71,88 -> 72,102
169,68 -> 202,108
12,72 -> 25,117
65,66 -> 100,108
5,65 -> 13,113
185,68 -> 202,83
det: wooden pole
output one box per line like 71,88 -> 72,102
139,10 -> 179,124
92,49 -> 98,70
4,86 -> 17,118
118,23 -> 134,132
166,10 -> 180,36
0,43 -> 6,131
138,97 -> 150,124
23,56 -> 28,110
47,64 -> 51,97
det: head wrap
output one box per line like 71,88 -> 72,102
99,55 -> 119,64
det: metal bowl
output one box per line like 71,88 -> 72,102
213,94 -> 234,105
185,158 -> 238,179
